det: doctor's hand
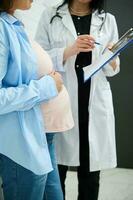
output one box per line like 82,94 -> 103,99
63,34 -> 95,61
49,71 -> 63,93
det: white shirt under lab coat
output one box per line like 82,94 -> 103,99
35,4 -> 120,171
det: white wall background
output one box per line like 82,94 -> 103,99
15,0 -> 62,38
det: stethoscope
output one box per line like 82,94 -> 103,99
98,14 -> 107,36
50,11 -> 62,24
50,9 -> 107,37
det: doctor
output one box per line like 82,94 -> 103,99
35,0 -> 120,199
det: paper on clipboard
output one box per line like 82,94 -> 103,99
84,49 -> 114,81
84,28 -> 133,82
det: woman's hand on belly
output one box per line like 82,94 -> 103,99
49,71 -> 63,93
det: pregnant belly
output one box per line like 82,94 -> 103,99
31,40 -> 74,132
41,85 -> 74,132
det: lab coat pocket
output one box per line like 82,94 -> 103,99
101,82 -> 114,115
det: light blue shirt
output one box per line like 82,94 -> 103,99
0,12 -> 58,175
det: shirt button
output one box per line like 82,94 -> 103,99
78,17 -> 80,20
76,65 -> 79,68
77,32 -> 80,35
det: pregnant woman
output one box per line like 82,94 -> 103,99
0,0 -> 73,200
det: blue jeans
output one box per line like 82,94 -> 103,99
44,133 -> 63,200
0,133 -> 63,200
0,154 -> 47,200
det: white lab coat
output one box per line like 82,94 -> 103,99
35,4 -> 120,171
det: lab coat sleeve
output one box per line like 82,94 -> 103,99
35,11 -> 65,72
102,15 -> 120,77
0,21 -> 58,115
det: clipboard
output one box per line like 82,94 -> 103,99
84,28 -> 133,82
111,28 -> 133,53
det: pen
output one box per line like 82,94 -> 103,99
94,42 -> 101,45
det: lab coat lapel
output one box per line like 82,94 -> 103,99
60,5 -> 77,39
90,11 -> 106,63
90,10 -> 105,35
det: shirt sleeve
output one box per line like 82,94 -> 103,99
35,10 -> 65,72
0,20 -> 58,115
102,15 -> 120,77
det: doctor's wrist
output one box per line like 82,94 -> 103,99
63,45 -> 78,61
109,56 -> 119,71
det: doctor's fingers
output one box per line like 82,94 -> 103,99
78,34 -> 95,41
76,42 -> 95,51
107,42 -> 114,49
77,35 -> 95,44
77,42 -> 95,49
77,38 -> 95,48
